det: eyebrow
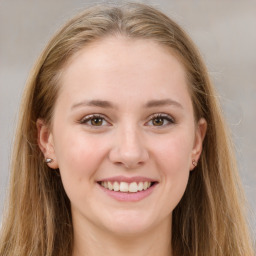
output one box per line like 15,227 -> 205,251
71,98 -> 183,110
71,100 -> 116,110
144,99 -> 183,109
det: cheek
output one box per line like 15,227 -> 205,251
53,129 -> 108,184
52,130 -> 111,211
152,131 -> 193,208
155,131 -> 193,173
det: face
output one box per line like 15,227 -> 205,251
38,36 -> 206,237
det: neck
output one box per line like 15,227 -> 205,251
72,216 -> 172,256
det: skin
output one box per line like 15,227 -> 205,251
38,36 -> 207,256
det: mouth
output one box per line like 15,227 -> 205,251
97,176 -> 158,201
98,181 -> 156,193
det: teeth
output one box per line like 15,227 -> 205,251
108,181 -> 113,190
120,182 -> 129,192
100,181 -> 152,193
144,181 -> 150,190
129,182 -> 138,193
138,182 -> 143,191
113,181 -> 119,191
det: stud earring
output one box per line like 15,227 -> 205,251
45,158 -> 53,164
192,159 -> 197,167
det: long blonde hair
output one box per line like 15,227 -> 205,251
0,3 -> 254,256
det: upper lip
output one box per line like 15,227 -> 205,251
97,175 -> 158,183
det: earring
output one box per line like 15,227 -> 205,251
45,158 -> 53,164
192,159 -> 197,167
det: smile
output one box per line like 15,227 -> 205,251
97,176 -> 158,201
99,181 -> 152,193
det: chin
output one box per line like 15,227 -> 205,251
102,209 -> 158,236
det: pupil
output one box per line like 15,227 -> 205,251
92,118 -> 102,126
153,118 -> 163,126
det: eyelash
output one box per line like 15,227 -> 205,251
146,113 -> 175,127
79,114 -> 110,127
79,113 -> 175,127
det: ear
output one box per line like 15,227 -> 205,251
36,119 -> 59,169
190,118 -> 207,170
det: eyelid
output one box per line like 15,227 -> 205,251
78,113 -> 175,127
145,113 -> 175,126
79,114 -> 111,126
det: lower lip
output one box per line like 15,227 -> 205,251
98,183 -> 157,202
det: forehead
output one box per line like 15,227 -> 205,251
63,36 -> 185,76
57,36 -> 191,109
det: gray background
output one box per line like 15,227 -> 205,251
0,0 -> 255,239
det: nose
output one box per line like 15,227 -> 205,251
109,125 -> 149,169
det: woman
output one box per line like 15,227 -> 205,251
0,3 -> 254,256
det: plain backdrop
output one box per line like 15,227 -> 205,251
0,0 -> 255,238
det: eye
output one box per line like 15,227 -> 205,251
146,113 -> 175,127
80,114 -> 110,127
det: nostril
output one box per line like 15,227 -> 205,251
114,162 -> 124,166
112,160 -> 145,169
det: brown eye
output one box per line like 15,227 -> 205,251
91,117 -> 103,126
146,114 -> 175,127
80,114 -> 109,127
152,117 -> 164,126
